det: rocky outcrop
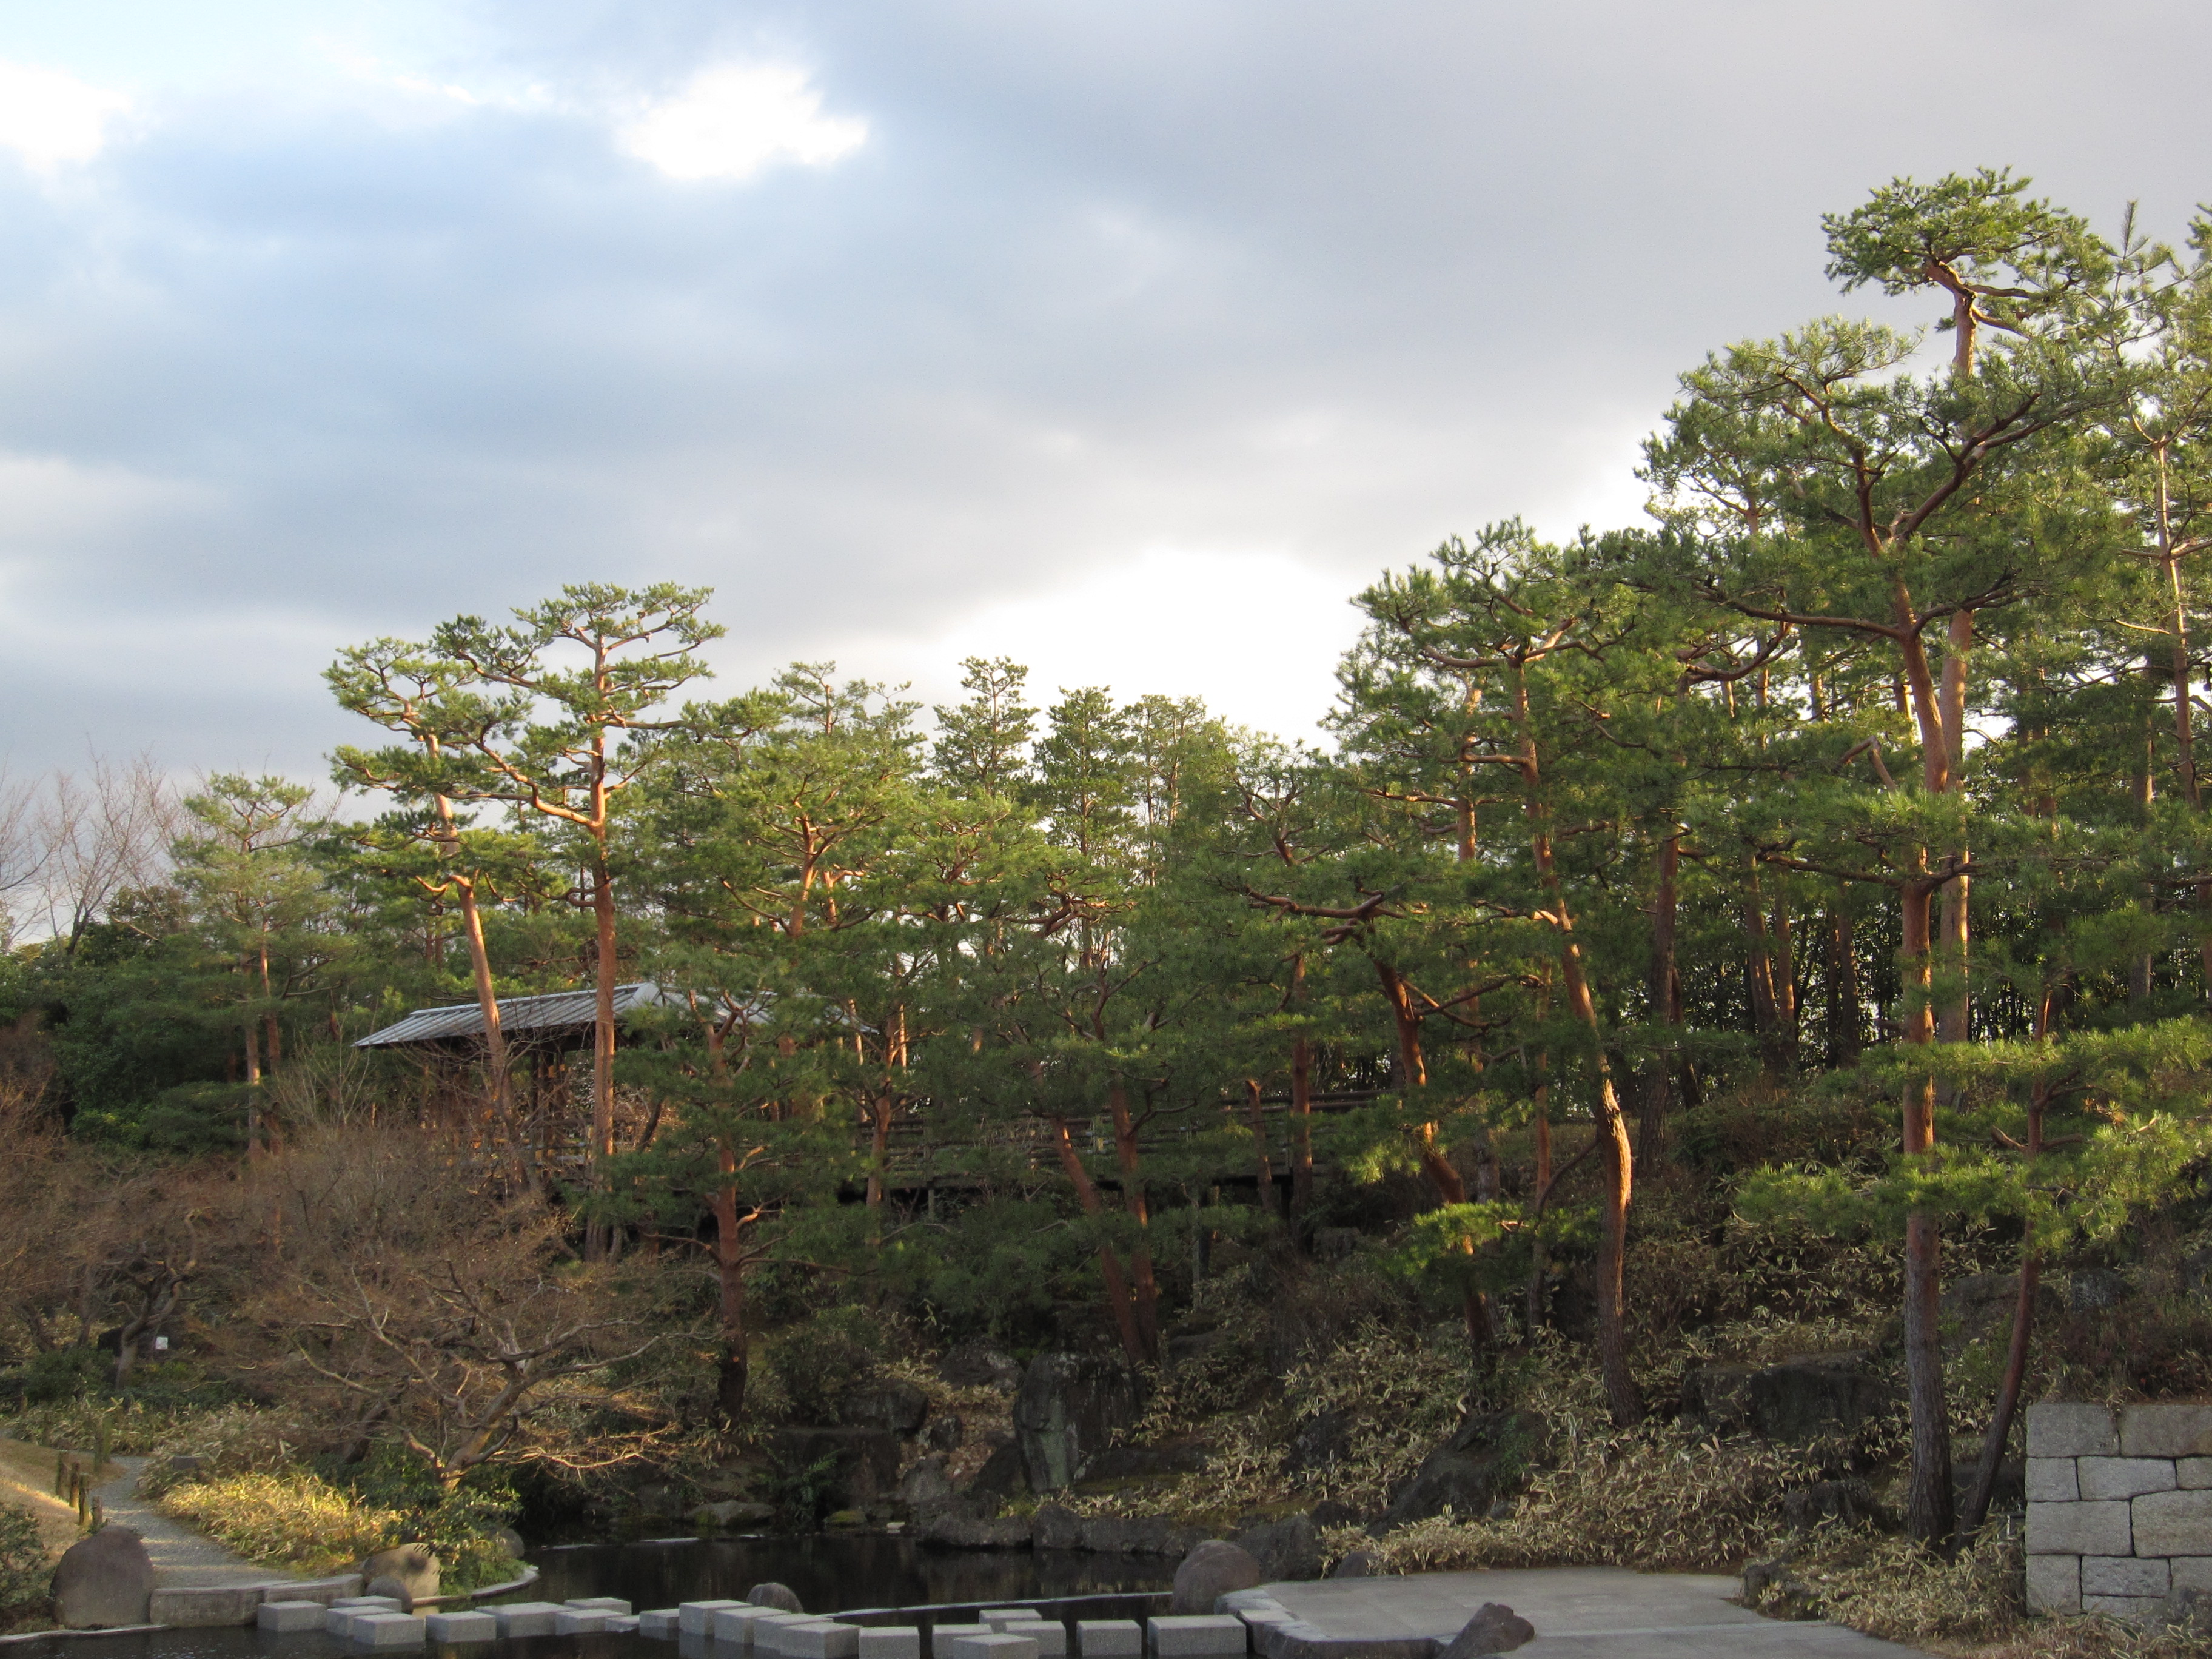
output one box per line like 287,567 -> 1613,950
842,1378 -> 930,1435
52,1526 -> 154,1629
1079,1439 -> 1212,1482
1014,1352 -> 1140,1492
770,1426 -> 902,1508
1438,1604 -> 1533,1659
938,1341 -> 1022,1390
1230,1513 -> 1323,1580
1381,1411 -> 1549,1527
911,1500 -> 1033,1549
1680,1352 -> 1891,1443
1170,1540 -> 1262,1613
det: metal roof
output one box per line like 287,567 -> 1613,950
355,982 -> 665,1048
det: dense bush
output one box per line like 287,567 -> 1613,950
0,1503 -> 50,1632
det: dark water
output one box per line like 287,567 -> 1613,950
12,1537 -> 1175,1659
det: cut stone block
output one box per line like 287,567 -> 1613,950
780,1623 -> 862,1659
426,1611 -> 499,1644
1004,1623 -> 1068,1657
2028,1498 -> 2130,1556
330,1602 -> 407,1637
720,1607 -> 803,1647
931,1623 -> 991,1658
859,1628 -> 922,1659
611,1618 -> 641,1634
2029,1403 -> 2119,1458
2082,1594 -> 2165,1622
353,1614 -> 429,1648
1077,1623 -> 1143,1659
553,1609 -> 611,1634
2026,1458 -> 2079,1503
949,1635 -> 1038,1659
2025,1553 -> 2080,1615
2083,1556 -> 2169,1598
980,1612 -> 1041,1632
684,1600 -> 751,1636
2133,1489 -> 2212,1557
2122,1403 -> 2212,1459
641,1609 -> 686,1639
260,1601 -> 330,1633
2172,1557 -> 2212,1593
1148,1617 -> 1248,1658
493,1602 -> 568,1638
288,1575 -> 369,1606
571,1597 -> 636,1615
2181,1459 -> 2212,1490
757,1613 -> 834,1654
2079,1458 -> 2177,1500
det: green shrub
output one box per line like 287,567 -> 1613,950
763,1306 -> 889,1413
13,1349 -> 106,1404
0,1503 -> 52,1629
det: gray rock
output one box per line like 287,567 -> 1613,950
748,1583 -> 804,1613
1015,1353 -> 1141,1492
1681,1353 -> 1890,1443
697,1498 -> 776,1527
1077,1514 -> 1203,1556
911,1502 -> 1033,1549
1078,1440 -> 1212,1483
771,1426 -> 903,1508
492,1527 -> 526,1560
357,1546 -> 439,1606
938,1341 -> 1022,1390
52,1526 -> 154,1629
899,1456 -> 957,1508
2070,1269 -> 2127,1312
1284,1410 -> 1352,1475
1230,1514 -> 1323,1581
920,1415 -> 964,1453
1381,1412 -> 1549,1527
1328,1552 -> 1373,1579
365,1575 -> 418,1614
843,1378 -> 931,1435
1031,1503 -> 1084,1550
1437,1604 -> 1533,1659
967,1438 -> 1030,1500
1170,1540 -> 1262,1614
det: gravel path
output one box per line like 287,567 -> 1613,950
93,1456 -> 304,1588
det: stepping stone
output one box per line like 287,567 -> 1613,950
353,1613 -> 429,1648
980,1612 -> 1039,1631
260,1600 -> 329,1634
1004,1624 -> 1068,1657
859,1628 -> 922,1659
685,1601 -> 751,1637
425,1612 -> 499,1644
1148,1619 -> 1247,1659
781,1623 -> 861,1659
1078,1624 -> 1143,1659
571,1597 -> 635,1615
329,1601 -> 407,1637
554,1609 -> 611,1634
608,1617 -> 640,1634
640,1609 -> 686,1639
949,1635 -> 1037,1659
493,1602 -> 568,1638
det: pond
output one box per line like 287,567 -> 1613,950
10,1535 -> 1178,1659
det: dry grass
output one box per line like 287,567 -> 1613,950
0,1438 -> 101,1557
155,1473 -> 400,1574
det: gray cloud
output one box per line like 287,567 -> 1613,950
0,0 -> 2204,774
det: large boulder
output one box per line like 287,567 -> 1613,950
1381,1411 -> 1549,1528
53,1526 -> 154,1629
1170,1540 -> 1263,1613
1076,1513 -> 1204,1556
1681,1353 -> 1890,1443
1230,1513 -> 1323,1581
911,1501 -> 1033,1549
1014,1352 -> 1141,1492
842,1378 -> 930,1435
899,1456 -> 957,1509
966,1438 -> 1030,1500
1031,1503 -> 1084,1550
1078,1439 -> 1212,1483
770,1426 -> 903,1508
748,1583 -> 804,1612
357,1545 -> 438,1606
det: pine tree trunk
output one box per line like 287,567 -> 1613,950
1050,1116 -> 1150,1368
1900,877 -> 1954,1545
1638,832 -> 1678,1164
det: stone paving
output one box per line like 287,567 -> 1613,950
1259,1568 -> 1933,1659
93,1455 -> 304,1587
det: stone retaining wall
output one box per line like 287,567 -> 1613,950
2026,1401 -> 2212,1620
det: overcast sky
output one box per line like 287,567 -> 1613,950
0,0 -> 2205,779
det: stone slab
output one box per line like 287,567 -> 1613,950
2078,1458 -> 2176,1500
336,1598 -> 407,1611
1004,1623 -> 1069,1657
554,1610 -> 611,1634
260,1601 -> 330,1633
860,1629 -> 922,1659
2082,1557 -> 2168,1598
611,1618 -> 641,1634
2025,1554 -> 2080,1615
2028,1498 -> 2130,1556
354,1613 -> 429,1648
287,1575 -> 369,1606
949,1636 -> 1037,1659
2028,1403 -> 2118,1458
2025,1459 -> 2078,1503
2173,1557 -> 2212,1593
2182,1460 -> 2212,1490
1149,1617 -> 1248,1658
783,1623 -> 862,1659
330,1603 -> 406,1637
493,1602 -> 567,1638
150,1584 -> 265,1627
571,1597 -> 636,1615
684,1600 -> 750,1636
931,1624 -> 991,1658
980,1612 -> 1039,1631
2083,1594 -> 2165,1621
1076,1621 -> 1144,1658
2133,1489 -> 2212,1557
641,1609 -> 685,1639
425,1611 -> 499,1643
2122,1403 -> 2212,1459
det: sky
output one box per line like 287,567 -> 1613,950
0,0 -> 2207,779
